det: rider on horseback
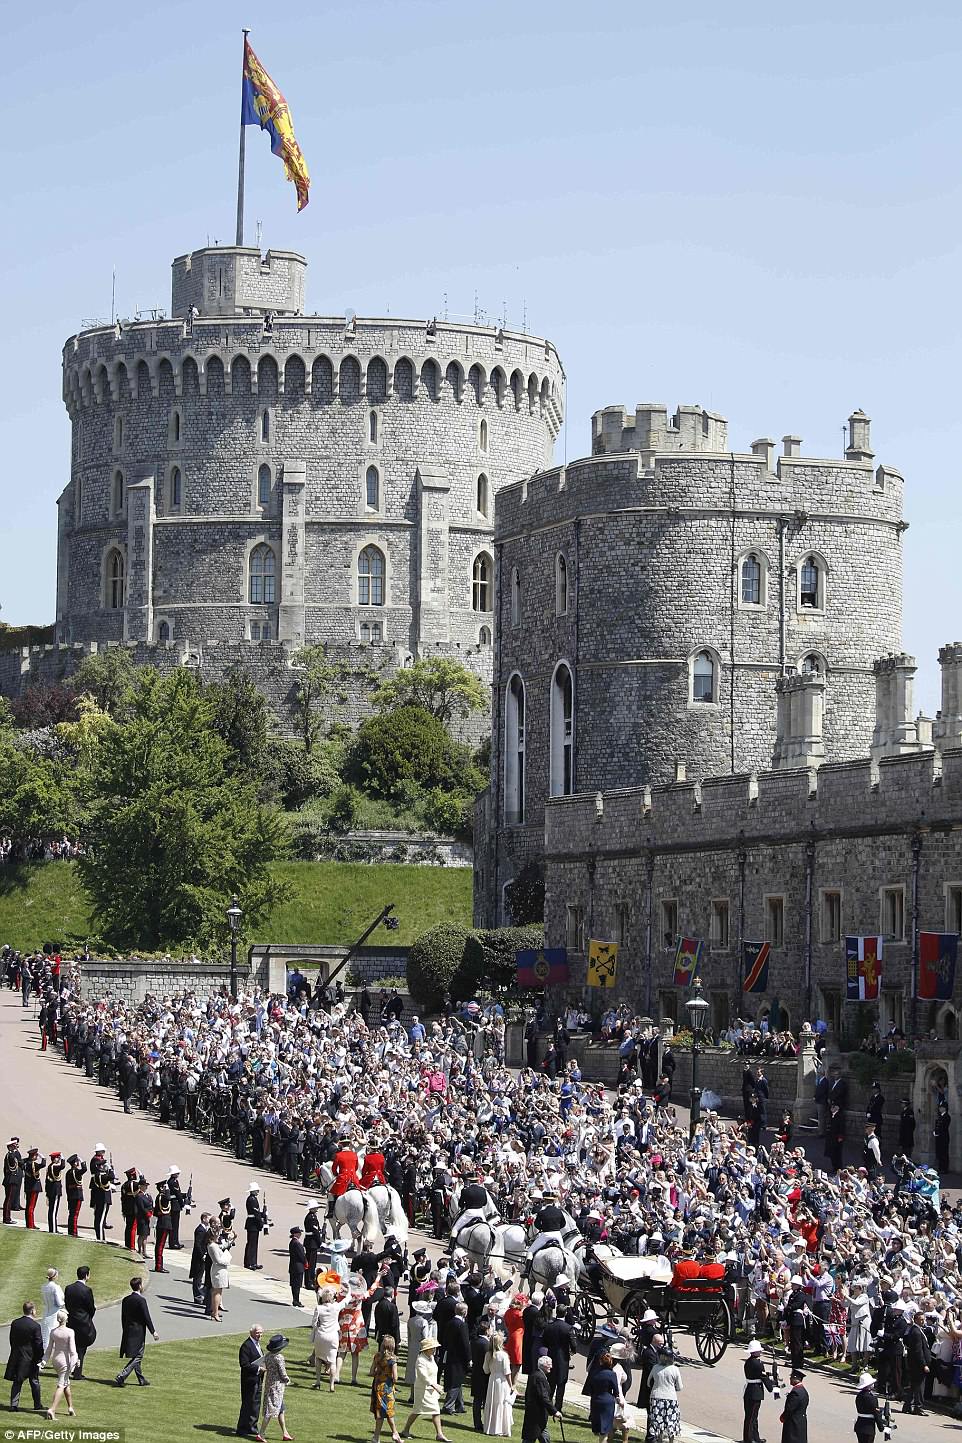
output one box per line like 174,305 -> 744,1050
525,1186 -> 578,1266
328,1134 -> 360,1218
450,1171 -> 500,1247
358,1146 -> 386,1189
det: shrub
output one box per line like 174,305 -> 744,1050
263,737 -> 344,808
328,783 -> 362,832
424,787 -> 474,838
458,925 -> 545,999
350,705 -> 457,798
407,922 -> 471,1011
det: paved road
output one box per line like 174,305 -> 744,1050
0,991 -> 957,1441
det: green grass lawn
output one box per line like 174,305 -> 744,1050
0,861 -> 473,952
15,1326 -> 596,1443
0,1228 -> 144,1325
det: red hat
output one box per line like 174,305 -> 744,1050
125,1167 -> 138,1178
50,1152 -> 61,1160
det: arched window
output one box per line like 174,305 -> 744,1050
505,675 -> 526,825
472,552 -> 492,612
476,474 -> 489,517
510,567 -> 521,627
75,476 -> 83,523
691,650 -> 717,704
555,552 -> 568,615
106,549 -> 125,610
157,620 -> 171,643
358,545 -> 385,606
112,470 -> 125,516
479,417 -> 488,452
550,663 -> 574,797
468,364 -> 484,404
445,361 -> 463,402
799,554 -> 824,610
360,620 -> 383,643
257,464 -> 272,508
490,367 -> 506,407
511,370 -> 524,409
479,625 -> 492,646
366,465 -> 380,510
800,652 -> 824,675
369,411 -> 378,444
248,544 -> 276,604
169,466 -> 182,511
366,357 -> 388,403
740,552 -> 762,606
260,409 -> 270,444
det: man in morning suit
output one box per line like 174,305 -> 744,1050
64,1266 -> 97,1380
115,1276 -> 158,1386
4,1302 -> 42,1410
237,1324 -> 265,1437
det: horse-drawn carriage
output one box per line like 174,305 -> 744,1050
573,1254 -> 732,1366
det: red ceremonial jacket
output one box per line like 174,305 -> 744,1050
331,1148 -> 360,1196
359,1151 -> 386,1189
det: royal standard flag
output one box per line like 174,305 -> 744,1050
845,935 -> 883,1002
673,937 -> 703,988
918,932 -> 958,1001
742,941 -> 771,994
587,939 -> 619,989
242,39 -> 311,212
516,948 -> 569,989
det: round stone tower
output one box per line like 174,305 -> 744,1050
57,245 -> 564,658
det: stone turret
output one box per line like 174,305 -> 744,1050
171,245 -> 307,318
591,403 -> 728,460
872,653 -> 925,759
935,643 -> 962,752
772,672 -> 825,771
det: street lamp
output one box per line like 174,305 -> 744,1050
686,977 -> 710,1139
227,894 -> 242,1001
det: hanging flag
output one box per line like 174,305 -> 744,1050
742,941 -> 770,994
587,940 -> 619,989
845,936 -> 883,1001
918,932 -> 958,1000
516,948 -> 569,988
673,937 -> 703,988
242,39 -> 311,212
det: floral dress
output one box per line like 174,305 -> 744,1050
262,1350 -> 291,1424
339,1296 -> 371,1357
370,1350 -> 398,1421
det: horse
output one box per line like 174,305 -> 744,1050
315,1163 -> 382,1248
528,1241 -> 584,1290
364,1182 -> 410,1245
456,1219 -> 528,1278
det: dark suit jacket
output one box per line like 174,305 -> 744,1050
442,1317 -> 470,1387
119,1292 -> 155,1358
5,1316 -> 42,1382
522,1367 -> 557,1437
780,1383 -> 809,1443
63,1281 -> 97,1346
470,1330 -> 489,1391
374,1297 -> 400,1346
288,1239 -> 307,1282
239,1336 -> 264,1392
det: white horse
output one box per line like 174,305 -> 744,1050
365,1182 -> 410,1245
457,1219 -> 528,1278
528,1241 -> 584,1290
315,1163 -> 382,1248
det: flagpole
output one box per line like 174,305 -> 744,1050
235,28 -> 250,247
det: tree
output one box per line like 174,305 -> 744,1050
0,732 -> 77,858
350,705 -> 458,799
371,657 -> 487,726
10,681 -> 79,729
459,925 -> 546,997
504,862 -> 546,924
206,670 -> 268,780
72,647 -> 143,718
407,922 -> 471,1012
289,647 -> 357,753
77,669 -> 289,953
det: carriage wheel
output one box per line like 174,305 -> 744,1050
694,1299 -> 731,1365
573,1291 -> 597,1345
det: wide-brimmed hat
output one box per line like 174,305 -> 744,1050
420,1337 -> 440,1353
412,1300 -> 434,1316
857,1372 -> 875,1390
267,1334 -> 288,1353
640,1309 -> 659,1324
326,1239 -> 351,1254
746,1340 -> 763,1355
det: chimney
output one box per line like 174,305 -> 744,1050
871,653 -> 924,759
751,438 -> 775,470
935,643 -> 962,752
781,435 -> 802,458
845,409 -> 874,462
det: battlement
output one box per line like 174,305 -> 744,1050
171,246 -> 307,318
592,403 -> 728,457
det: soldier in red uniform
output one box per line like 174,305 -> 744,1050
359,1147 -> 386,1189
329,1138 -> 359,1217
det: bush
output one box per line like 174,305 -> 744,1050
350,706 -> 459,798
458,925 -> 545,999
328,783 -> 362,832
407,922 -> 471,1011
423,787 -> 474,839
263,737 -> 345,808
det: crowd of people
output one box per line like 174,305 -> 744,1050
9,953 -> 962,1442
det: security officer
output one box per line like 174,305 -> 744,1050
243,1184 -> 266,1270
166,1166 -> 187,1249
91,1155 -> 114,1242
742,1339 -> 774,1443
65,1154 -> 87,1237
854,1370 -> 886,1440
23,1147 -> 46,1230
2,1136 -> 23,1223
120,1167 -> 139,1251
45,1150 -> 66,1233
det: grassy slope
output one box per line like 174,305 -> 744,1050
0,861 -> 472,952
12,1325 -> 597,1443
0,1228 -> 144,1325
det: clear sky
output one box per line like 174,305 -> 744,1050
4,0 -> 961,711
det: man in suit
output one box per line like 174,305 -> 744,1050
5,1301 -> 42,1410
441,1301 -> 471,1415
780,1368 -> 808,1443
236,1323 -> 265,1438
374,1286 -> 401,1349
470,1320 -> 492,1431
522,1354 -> 561,1443
64,1266 -> 97,1380
288,1226 -> 308,1307
903,1309 -> 931,1415
189,1214 -> 212,1305
115,1276 -> 158,1385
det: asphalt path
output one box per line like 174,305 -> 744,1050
0,990 -> 958,1441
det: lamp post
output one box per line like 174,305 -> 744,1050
227,894 -> 242,1001
686,977 -> 709,1140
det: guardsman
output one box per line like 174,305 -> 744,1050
134,1176 -> 153,1260
166,1166 -> 186,1249
91,1156 -> 114,1241
153,1180 -> 172,1272
45,1150 -> 66,1233
65,1154 -> 86,1237
244,1183 -> 266,1270
120,1167 -> 139,1251
23,1147 -> 46,1229
3,1136 -> 23,1223
854,1370 -> 886,1440
218,1196 -> 236,1236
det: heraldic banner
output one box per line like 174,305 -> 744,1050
918,932 -> 958,1001
845,935 -> 883,1001
516,948 -> 569,988
587,939 -> 619,988
674,937 -> 703,988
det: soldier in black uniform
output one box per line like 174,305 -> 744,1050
244,1186 -> 266,1270
134,1176 -> 153,1260
90,1155 -> 114,1241
3,1137 -> 23,1223
65,1154 -> 86,1237
873,1288 -> 908,1399
23,1147 -> 45,1230
742,1340 -> 774,1443
166,1167 -> 187,1249
120,1167 -> 139,1251
304,1206 -> 322,1283
854,1371 -> 886,1440
218,1196 -> 236,1236
45,1150 -> 66,1233
153,1180 -> 172,1272
867,1081 -> 885,1130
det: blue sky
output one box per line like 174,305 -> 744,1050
3,0 -> 961,711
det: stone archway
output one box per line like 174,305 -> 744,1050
936,1005 -> 959,1041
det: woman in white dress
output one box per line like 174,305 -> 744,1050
206,1233 -> 232,1323
310,1284 -> 346,1390
398,1336 -> 449,1441
405,1300 -> 437,1402
482,1332 -> 514,1437
40,1269 -> 65,1349
846,1281 -> 873,1368
42,1309 -> 78,1421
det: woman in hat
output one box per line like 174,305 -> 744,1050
260,1333 -> 292,1442
338,1271 -> 384,1389
311,1283 -> 347,1390
41,1268 -> 65,1349
398,1336 -> 449,1442
585,1349 -> 619,1443
370,1334 -> 403,1443
482,1331 -> 513,1436
405,1298 -> 437,1402
645,1345 -> 682,1443
846,1280 -> 872,1372
503,1294 -> 526,1384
